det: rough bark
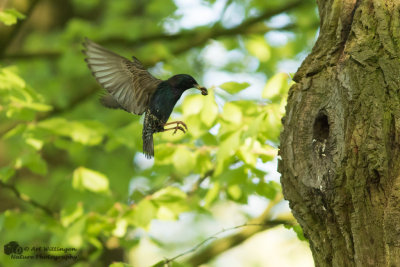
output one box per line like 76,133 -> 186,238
279,0 -> 400,266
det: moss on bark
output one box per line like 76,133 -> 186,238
279,0 -> 400,266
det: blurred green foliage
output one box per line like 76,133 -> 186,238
0,9 -> 25,26
0,0 -> 318,266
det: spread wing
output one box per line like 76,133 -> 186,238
82,38 -> 162,115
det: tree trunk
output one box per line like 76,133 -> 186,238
279,0 -> 400,266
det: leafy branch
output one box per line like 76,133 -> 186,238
0,0 -> 40,57
188,169 -> 214,196
0,84 -> 98,138
3,0 -> 306,62
184,193 -> 290,266
0,180 -> 57,218
0,0 -> 310,139
149,194 -> 296,267
0,0 -> 309,139
153,220 -> 292,267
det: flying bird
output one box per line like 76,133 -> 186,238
82,38 -> 208,158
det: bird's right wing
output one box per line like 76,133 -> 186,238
83,38 -> 162,115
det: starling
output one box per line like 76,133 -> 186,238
82,38 -> 208,158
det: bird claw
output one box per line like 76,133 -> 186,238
163,121 -> 188,134
171,121 -> 187,130
172,126 -> 186,135
180,121 -> 188,130
163,125 -> 186,135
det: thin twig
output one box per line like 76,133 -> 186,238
0,0 -> 41,57
149,193 -> 294,266
185,193 -> 291,266
159,219 -> 293,266
0,1 -> 308,139
2,0 -> 306,61
187,169 -> 214,196
0,180 -> 57,218
0,84 -> 98,139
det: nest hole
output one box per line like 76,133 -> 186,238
313,112 -> 330,141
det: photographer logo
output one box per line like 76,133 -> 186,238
4,241 -> 23,255
3,241 -> 78,261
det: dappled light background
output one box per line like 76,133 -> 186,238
0,0 -> 319,266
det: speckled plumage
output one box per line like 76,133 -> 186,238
82,38 -> 208,158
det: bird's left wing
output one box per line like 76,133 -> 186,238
83,38 -> 162,115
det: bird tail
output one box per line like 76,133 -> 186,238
142,130 -> 154,159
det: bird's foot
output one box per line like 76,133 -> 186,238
164,121 -> 188,130
163,125 -> 186,134
163,121 -> 188,135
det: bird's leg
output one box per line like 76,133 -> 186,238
164,121 -> 188,130
162,121 -> 188,134
162,126 -> 186,134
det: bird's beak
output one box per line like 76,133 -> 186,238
195,84 -> 208,95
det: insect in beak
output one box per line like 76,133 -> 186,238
195,84 -> 208,95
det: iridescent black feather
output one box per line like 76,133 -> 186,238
82,38 -> 208,158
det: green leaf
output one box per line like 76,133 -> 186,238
86,213 -> 113,236
14,152 -> 47,175
152,188 -> 189,221
200,89 -> 218,127
154,144 -> 176,165
181,79 -> 218,133
185,115 -> 209,138
284,224 -> 307,241
10,97 -> 52,112
260,104 -> 282,142
0,67 -> 26,89
256,181 -> 280,199
215,165 -> 246,185
64,217 -> 86,248
221,102 -> 242,125
227,184 -> 242,200
110,263 -> 133,267
244,112 -> 267,139
24,137 -> 44,150
63,18 -> 96,40
215,130 -> 241,175
0,67 -> 53,119
61,203 -> 84,227
131,199 -> 158,229
262,72 -> 291,101
72,167 -> 110,194
152,187 -> 186,203
182,94 -> 204,117
194,151 -> 213,175
147,0 -> 176,16
156,205 -> 180,221
0,9 -> 25,26
2,124 -> 27,140
219,81 -> 250,94
71,0 -> 100,11
38,118 -> 106,146
6,106 -> 36,120
112,218 -> 128,237
0,166 -> 15,182
237,138 -> 258,167
106,122 -> 141,151
172,146 -> 196,176
238,138 -> 277,166
245,36 -> 270,62
150,261 -> 167,267
152,260 -> 190,267
204,181 -> 220,208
